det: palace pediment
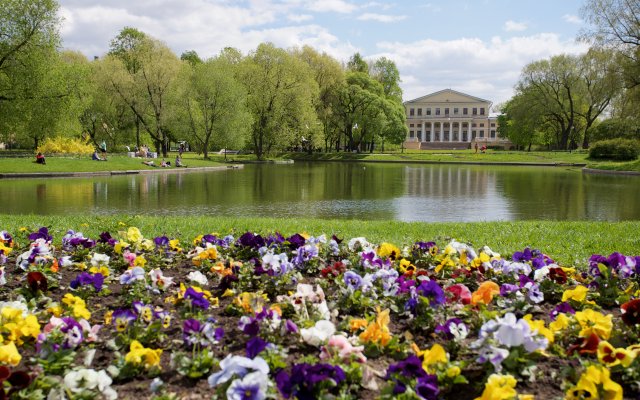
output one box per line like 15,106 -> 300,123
405,89 -> 490,105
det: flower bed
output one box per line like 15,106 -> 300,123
0,226 -> 639,399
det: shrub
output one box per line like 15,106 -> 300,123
588,138 -> 640,161
36,137 -> 95,155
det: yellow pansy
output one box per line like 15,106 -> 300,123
475,374 -> 518,400
349,318 -> 369,332
398,259 -> 416,274
435,255 -> 455,273
412,343 -> 448,372
0,342 -> 22,366
575,309 -> 613,339
561,285 -> 589,303
471,252 -> 491,269
169,239 -> 182,252
597,341 -> 635,367
446,366 -> 461,378
126,227 -> 143,243
549,313 -> 571,333
114,241 -> 129,254
377,243 -> 401,260
523,315 -> 554,343
566,365 -> 622,400
89,265 -> 110,277
359,308 -> 392,347
62,293 -> 91,320
125,340 -> 162,369
134,255 -> 147,267
0,242 -> 12,256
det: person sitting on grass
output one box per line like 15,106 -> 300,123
175,155 -> 186,167
160,159 -> 171,167
92,150 -> 106,161
36,152 -> 46,165
142,160 -> 156,167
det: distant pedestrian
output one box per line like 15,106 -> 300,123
100,140 -> 107,159
474,143 -> 478,153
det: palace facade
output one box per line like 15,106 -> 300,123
404,89 -> 510,150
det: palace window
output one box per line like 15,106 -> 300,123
491,130 -> 496,138
417,108 -> 422,116
445,108 -> 449,115
410,124 -> 414,128
426,108 -> 431,115
417,123 -> 422,127
463,108 -> 468,115
409,108 -> 414,116
491,123 -> 496,127
410,131 -> 414,137
472,108 -> 477,115
435,108 -> 441,115
454,108 -> 459,114
480,123 -> 484,127
479,131 -> 484,138
472,123 -> 477,127
472,130 -> 476,139
480,108 -> 485,115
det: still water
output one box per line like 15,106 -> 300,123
1,162 -> 638,222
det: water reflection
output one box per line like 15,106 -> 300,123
0,163 -> 638,221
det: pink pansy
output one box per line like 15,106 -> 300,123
123,250 -> 136,267
446,283 -> 472,304
320,335 -> 367,363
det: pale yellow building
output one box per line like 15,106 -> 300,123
404,89 -> 510,150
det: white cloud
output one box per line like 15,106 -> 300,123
504,20 -> 527,32
373,33 -> 589,105
563,14 -> 583,25
305,0 -> 357,13
357,13 -> 406,23
288,14 -> 314,22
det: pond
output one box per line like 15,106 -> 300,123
1,162 -> 639,222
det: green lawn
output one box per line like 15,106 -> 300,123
2,150 -> 639,173
0,215 -> 638,265
0,153 -> 225,173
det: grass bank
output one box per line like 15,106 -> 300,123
0,153 -> 225,174
283,149 -> 640,172
1,214 -> 638,265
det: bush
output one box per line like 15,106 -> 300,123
37,137 -> 95,155
589,138 -> 640,161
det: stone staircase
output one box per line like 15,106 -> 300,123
419,142 -> 471,150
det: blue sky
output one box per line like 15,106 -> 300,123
58,0 -> 590,107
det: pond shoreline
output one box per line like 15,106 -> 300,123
0,164 -> 243,179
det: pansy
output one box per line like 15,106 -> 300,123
377,242 -> 401,260
62,294 -> 91,320
435,318 -> 468,340
276,362 -> 345,400
184,287 -> 210,309
226,371 -> 269,400
63,368 -> 117,400
148,269 -> 174,290
471,281 -> 500,306
89,253 -> 110,267
208,355 -> 269,387
565,365 -> 623,400
186,271 -> 208,286
574,309 -> 613,339
620,298 -> 640,326
446,283 -> 472,304
597,341 -> 635,367
301,320 -> 336,347
343,270 -> 363,291
359,308 -> 392,347
319,335 -> 366,363
124,340 -> 162,369
119,267 -> 146,285
262,250 -> 293,275
0,342 -> 21,366
412,343 -> 448,373
416,279 -> 446,306
562,285 -> 590,303
475,374 -> 518,400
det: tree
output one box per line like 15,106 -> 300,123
180,50 -> 202,66
172,56 -> 251,159
497,91 -> 549,151
517,55 -> 582,149
347,53 -> 369,73
104,33 -> 181,157
575,48 -> 622,148
240,43 -> 319,159
370,57 -> 403,102
293,46 -> 345,152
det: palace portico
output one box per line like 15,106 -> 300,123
403,89 -> 511,150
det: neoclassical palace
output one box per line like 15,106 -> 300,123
403,89 -> 510,150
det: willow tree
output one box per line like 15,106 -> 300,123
172,56 -> 251,159
103,32 -> 181,157
241,43 -> 319,159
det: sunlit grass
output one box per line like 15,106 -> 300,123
1,215 -> 638,265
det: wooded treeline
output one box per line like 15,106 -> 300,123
0,0 -> 407,158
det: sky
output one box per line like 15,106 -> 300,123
57,0 -> 592,108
